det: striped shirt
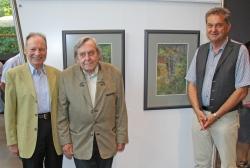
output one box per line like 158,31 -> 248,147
28,63 -> 50,114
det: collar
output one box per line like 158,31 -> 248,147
82,65 -> 99,79
28,62 -> 46,75
209,37 -> 229,53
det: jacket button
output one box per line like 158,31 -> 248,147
34,128 -> 37,131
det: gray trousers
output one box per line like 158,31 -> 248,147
192,110 -> 239,168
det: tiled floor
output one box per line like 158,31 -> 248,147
0,114 -> 22,168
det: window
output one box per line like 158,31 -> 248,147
0,0 -> 19,63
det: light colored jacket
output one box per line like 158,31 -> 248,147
57,62 -> 128,160
4,63 -> 62,158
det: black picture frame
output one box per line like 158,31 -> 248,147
144,30 -> 200,110
62,30 -> 125,79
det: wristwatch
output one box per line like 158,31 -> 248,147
213,112 -> 218,119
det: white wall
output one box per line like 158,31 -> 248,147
16,0 -> 220,167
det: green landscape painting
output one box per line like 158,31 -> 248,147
157,43 -> 187,95
98,43 -> 112,63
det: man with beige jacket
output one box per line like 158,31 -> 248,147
4,32 -> 62,168
57,36 -> 128,168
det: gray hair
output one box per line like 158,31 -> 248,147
73,36 -> 100,59
206,7 -> 231,24
25,32 -> 47,48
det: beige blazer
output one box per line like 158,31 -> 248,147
4,63 -> 62,158
57,62 -> 128,160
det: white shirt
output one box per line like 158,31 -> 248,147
83,66 -> 99,106
1,53 -> 25,83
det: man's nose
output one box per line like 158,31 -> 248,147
85,54 -> 91,60
211,26 -> 216,32
34,49 -> 42,55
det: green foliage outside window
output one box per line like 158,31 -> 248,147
0,0 -> 19,60
0,0 -> 12,17
0,27 -> 19,57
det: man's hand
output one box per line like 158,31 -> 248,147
8,144 -> 19,156
196,110 -> 207,130
63,143 -> 73,159
117,143 -> 125,152
203,113 -> 218,129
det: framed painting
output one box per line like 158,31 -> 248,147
62,30 -> 125,78
144,30 -> 200,110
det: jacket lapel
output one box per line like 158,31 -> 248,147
45,66 -> 54,104
94,64 -> 107,119
94,69 -> 106,108
23,64 -> 37,100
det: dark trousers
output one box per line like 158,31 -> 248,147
21,117 -> 63,168
74,136 -> 113,168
